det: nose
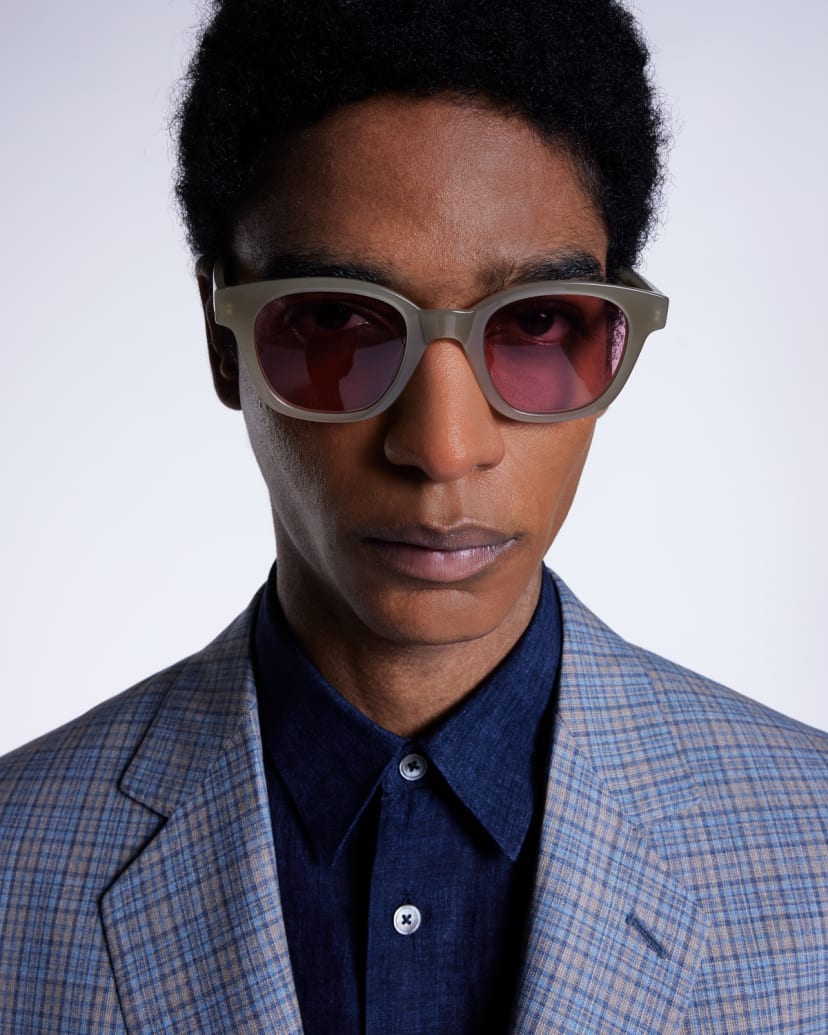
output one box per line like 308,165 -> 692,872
383,338 -> 506,481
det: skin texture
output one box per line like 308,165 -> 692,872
199,94 -> 609,736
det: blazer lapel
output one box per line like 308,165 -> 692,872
511,578 -> 710,1034
100,608 -> 304,1034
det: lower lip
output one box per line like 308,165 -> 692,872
364,538 -> 515,583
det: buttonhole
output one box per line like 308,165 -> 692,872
625,911 -> 668,960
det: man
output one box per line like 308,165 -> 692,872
1,0 -> 826,1032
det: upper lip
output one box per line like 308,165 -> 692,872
363,524 -> 514,551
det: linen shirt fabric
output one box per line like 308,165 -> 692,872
252,566 -> 560,1034
0,571 -> 826,1033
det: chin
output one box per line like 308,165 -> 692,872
351,569 -> 540,650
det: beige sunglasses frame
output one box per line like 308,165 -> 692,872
212,262 -> 668,423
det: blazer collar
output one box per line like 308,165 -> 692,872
101,598 -> 304,1034
511,574 -> 710,1034
117,602 -> 261,817
552,574 -> 702,827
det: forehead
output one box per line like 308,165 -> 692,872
231,94 -> 608,305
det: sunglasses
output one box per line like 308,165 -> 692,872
212,262 -> 668,423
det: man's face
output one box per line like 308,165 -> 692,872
218,94 -> 608,666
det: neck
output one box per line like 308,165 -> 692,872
277,568 -> 542,738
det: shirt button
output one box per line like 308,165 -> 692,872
399,753 -> 427,781
393,904 -> 422,935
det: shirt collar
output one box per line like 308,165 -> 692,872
253,566 -> 560,865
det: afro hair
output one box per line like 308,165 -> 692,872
175,0 -> 667,275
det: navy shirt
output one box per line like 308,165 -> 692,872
253,567 -> 561,1034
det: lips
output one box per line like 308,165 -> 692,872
361,524 -> 518,583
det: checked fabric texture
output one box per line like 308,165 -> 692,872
1,573 -> 827,1033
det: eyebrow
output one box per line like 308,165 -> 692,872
251,247 -> 605,291
492,251 -> 605,287
256,251 -> 397,286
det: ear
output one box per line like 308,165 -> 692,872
196,257 -> 242,410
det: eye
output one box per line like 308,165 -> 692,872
487,298 -> 580,347
513,303 -> 573,342
255,291 -> 406,356
284,300 -> 376,340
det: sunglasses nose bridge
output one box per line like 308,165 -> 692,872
417,309 -> 476,348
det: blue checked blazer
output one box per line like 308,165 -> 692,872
1,574 -> 827,1033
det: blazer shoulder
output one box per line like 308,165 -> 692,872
553,571 -> 828,759
0,598 -> 259,814
0,598 -> 269,1035
623,634 -> 828,774
552,571 -> 828,846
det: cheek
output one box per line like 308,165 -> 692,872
515,418 -> 597,544
239,365 -> 371,532
239,367 -> 324,511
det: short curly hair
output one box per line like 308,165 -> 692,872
175,0 -> 667,275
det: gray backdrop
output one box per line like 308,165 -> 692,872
2,0 -> 826,752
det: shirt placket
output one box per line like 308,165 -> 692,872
365,747 -> 432,1035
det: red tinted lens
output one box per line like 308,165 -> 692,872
484,295 -> 628,413
253,292 -> 406,413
